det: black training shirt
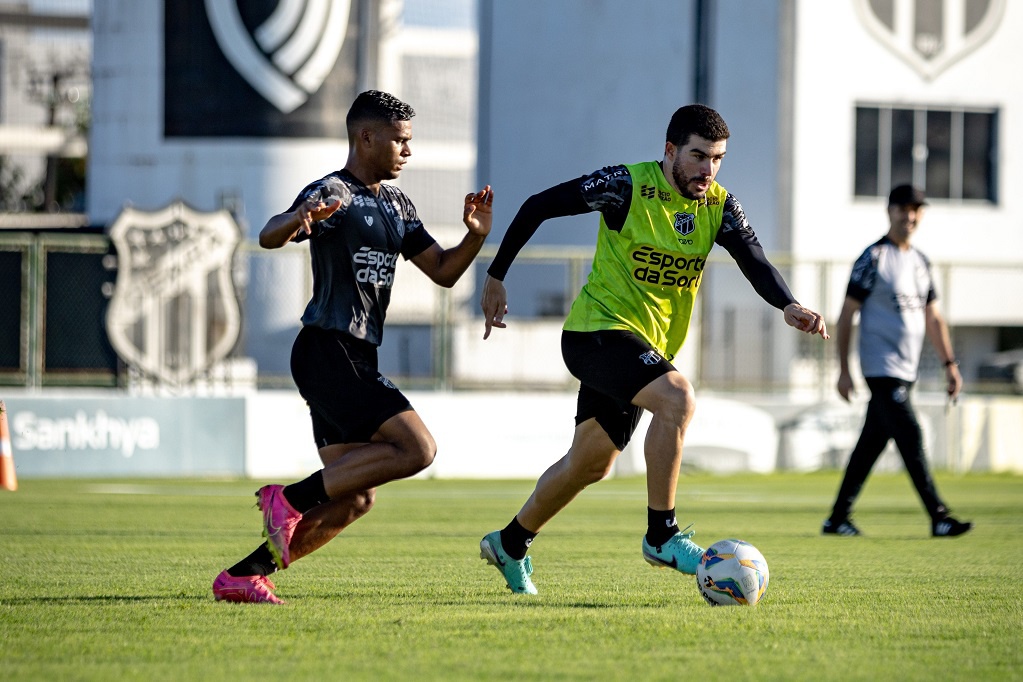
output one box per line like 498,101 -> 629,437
287,169 -> 436,345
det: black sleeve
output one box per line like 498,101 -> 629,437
288,175 -> 352,244
401,226 -> 437,260
714,193 -> 797,311
487,165 -> 634,280
486,179 -> 592,280
390,187 -> 436,260
846,247 -> 877,302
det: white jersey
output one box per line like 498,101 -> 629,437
846,237 -> 936,382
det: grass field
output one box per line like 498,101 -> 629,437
1,471 -> 1020,681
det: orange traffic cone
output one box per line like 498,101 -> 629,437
0,400 -> 16,491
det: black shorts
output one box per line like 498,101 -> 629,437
290,325 -> 413,447
561,329 -> 675,450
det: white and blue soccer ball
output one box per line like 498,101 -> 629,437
696,539 -> 770,606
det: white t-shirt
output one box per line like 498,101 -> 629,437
846,236 -> 936,382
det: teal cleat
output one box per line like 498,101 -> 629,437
642,525 -> 705,575
480,530 -> 538,595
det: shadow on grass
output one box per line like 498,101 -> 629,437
1,528 -> 256,538
284,589 -> 665,610
1,594 -> 211,605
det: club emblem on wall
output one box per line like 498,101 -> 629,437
855,0 -> 1006,80
204,0 -> 351,113
106,201 -> 242,386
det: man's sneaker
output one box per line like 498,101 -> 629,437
642,526 -> 704,575
212,570 -> 284,604
256,484 -> 302,570
822,518 -> 862,536
480,530 -> 537,595
932,515 -> 972,537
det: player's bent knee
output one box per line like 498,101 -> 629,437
567,453 -> 616,485
415,445 -> 436,472
418,433 -> 438,469
582,461 -> 615,485
399,437 -> 436,475
351,489 -> 375,515
636,372 -> 696,425
655,376 -> 696,425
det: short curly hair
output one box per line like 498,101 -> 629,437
346,90 -> 415,133
666,104 -> 729,147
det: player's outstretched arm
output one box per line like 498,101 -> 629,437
783,303 -> 829,339
480,275 -> 508,340
259,199 -> 341,249
412,186 -> 493,288
480,179 -> 591,339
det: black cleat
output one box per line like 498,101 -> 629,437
932,516 -> 972,537
822,518 -> 862,536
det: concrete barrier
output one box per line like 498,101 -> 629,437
2,390 -> 1020,479
3,394 -> 245,477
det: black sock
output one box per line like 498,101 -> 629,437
282,470 -> 330,514
500,517 -> 537,561
227,544 -> 278,577
646,507 -> 679,548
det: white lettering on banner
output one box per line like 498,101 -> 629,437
12,411 -> 161,458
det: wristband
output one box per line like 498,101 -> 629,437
944,359 -> 958,368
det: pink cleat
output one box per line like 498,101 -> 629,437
212,570 -> 284,604
256,484 -> 302,570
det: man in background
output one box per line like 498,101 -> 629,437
824,185 -> 972,538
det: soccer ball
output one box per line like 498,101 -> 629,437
696,539 -> 769,606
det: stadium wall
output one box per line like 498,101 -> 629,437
2,391 -> 1021,479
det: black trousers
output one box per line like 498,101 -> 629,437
829,377 -> 947,522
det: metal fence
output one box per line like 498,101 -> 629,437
3,230 -> 1020,396
0,228 -> 119,387
241,241 -> 1020,397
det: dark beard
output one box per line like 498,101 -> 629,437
672,159 -> 706,200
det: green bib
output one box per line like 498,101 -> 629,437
563,160 -> 726,361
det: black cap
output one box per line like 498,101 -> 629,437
888,185 -> 927,207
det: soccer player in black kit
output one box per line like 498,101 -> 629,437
213,90 -> 494,604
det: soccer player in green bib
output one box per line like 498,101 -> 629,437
479,104 -> 829,594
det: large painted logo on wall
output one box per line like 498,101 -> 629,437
106,202 -> 242,386
855,0 -> 1006,80
204,0 -> 351,113
165,0 -> 359,137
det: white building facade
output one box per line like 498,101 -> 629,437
476,0 -> 1023,393
6,0 -> 1020,393
789,0 -> 1022,383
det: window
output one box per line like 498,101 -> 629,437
854,105 -> 997,203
